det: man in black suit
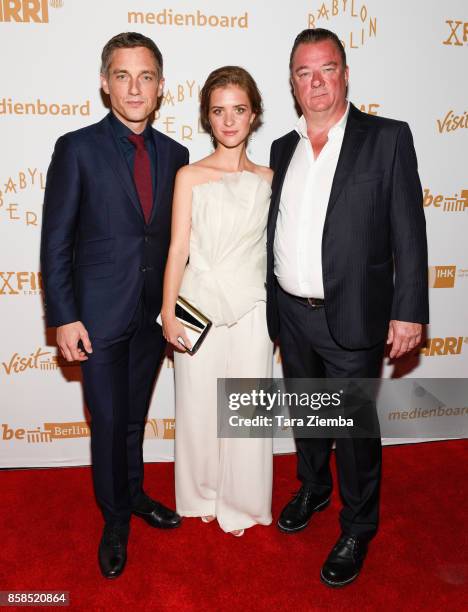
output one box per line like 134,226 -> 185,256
267,28 -> 428,587
41,32 -> 189,578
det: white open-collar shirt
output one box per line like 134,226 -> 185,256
274,102 -> 350,298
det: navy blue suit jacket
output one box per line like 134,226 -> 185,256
267,104 -> 429,349
41,113 -> 189,339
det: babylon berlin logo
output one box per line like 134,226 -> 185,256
308,0 -> 377,49
155,79 -> 204,142
0,168 -> 45,229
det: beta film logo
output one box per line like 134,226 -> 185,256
0,0 -> 63,23
308,0 -> 378,50
443,20 -> 468,46
358,103 -> 380,115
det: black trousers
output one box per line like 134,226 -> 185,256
277,285 -> 385,540
81,297 -> 166,525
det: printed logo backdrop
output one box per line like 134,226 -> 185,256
1,0 -> 467,467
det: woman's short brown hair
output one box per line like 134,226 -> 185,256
199,66 -> 263,141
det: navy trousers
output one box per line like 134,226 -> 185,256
81,297 -> 166,525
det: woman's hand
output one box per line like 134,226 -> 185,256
161,314 -> 192,352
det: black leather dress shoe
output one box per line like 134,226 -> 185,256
277,486 -> 330,533
98,524 -> 129,579
132,493 -> 182,529
320,534 -> 368,587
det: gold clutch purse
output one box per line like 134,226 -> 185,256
157,296 -> 212,355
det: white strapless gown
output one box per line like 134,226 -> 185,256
174,171 -> 273,533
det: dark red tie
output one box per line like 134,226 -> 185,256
128,134 -> 153,224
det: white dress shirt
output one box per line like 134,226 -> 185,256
274,103 -> 350,298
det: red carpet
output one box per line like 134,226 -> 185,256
1,440 -> 466,611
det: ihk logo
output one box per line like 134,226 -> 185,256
0,0 -> 63,23
443,20 -> 468,46
428,266 -> 456,289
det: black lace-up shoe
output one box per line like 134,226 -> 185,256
132,493 -> 182,529
277,486 -> 330,533
320,533 -> 368,587
98,524 -> 129,579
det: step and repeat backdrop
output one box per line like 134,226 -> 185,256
1,0 -> 467,467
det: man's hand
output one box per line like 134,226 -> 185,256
56,321 -> 93,362
386,320 -> 422,359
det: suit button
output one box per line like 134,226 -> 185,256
144,236 -> 150,243
140,265 -> 146,272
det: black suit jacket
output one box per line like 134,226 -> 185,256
41,113 -> 189,339
267,103 -> 429,349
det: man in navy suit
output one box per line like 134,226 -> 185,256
41,32 -> 189,578
267,28 -> 428,587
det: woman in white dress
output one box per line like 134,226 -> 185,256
161,66 -> 273,536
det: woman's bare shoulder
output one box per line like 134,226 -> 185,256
176,163 -> 214,186
176,158 -> 222,188
250,164 -> 273,185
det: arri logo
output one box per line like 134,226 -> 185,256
0,0 -> 63,23
420,337 -> 468,357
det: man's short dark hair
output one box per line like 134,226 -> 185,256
101,32 -> 163,76
289,28 -> 347,72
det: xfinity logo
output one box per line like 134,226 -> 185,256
443,20 -> 468,46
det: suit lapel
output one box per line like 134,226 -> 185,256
325,103 -> 368,218
94,115 -> 144,220
149,129 -> 170,224
268,131 -> 300,242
